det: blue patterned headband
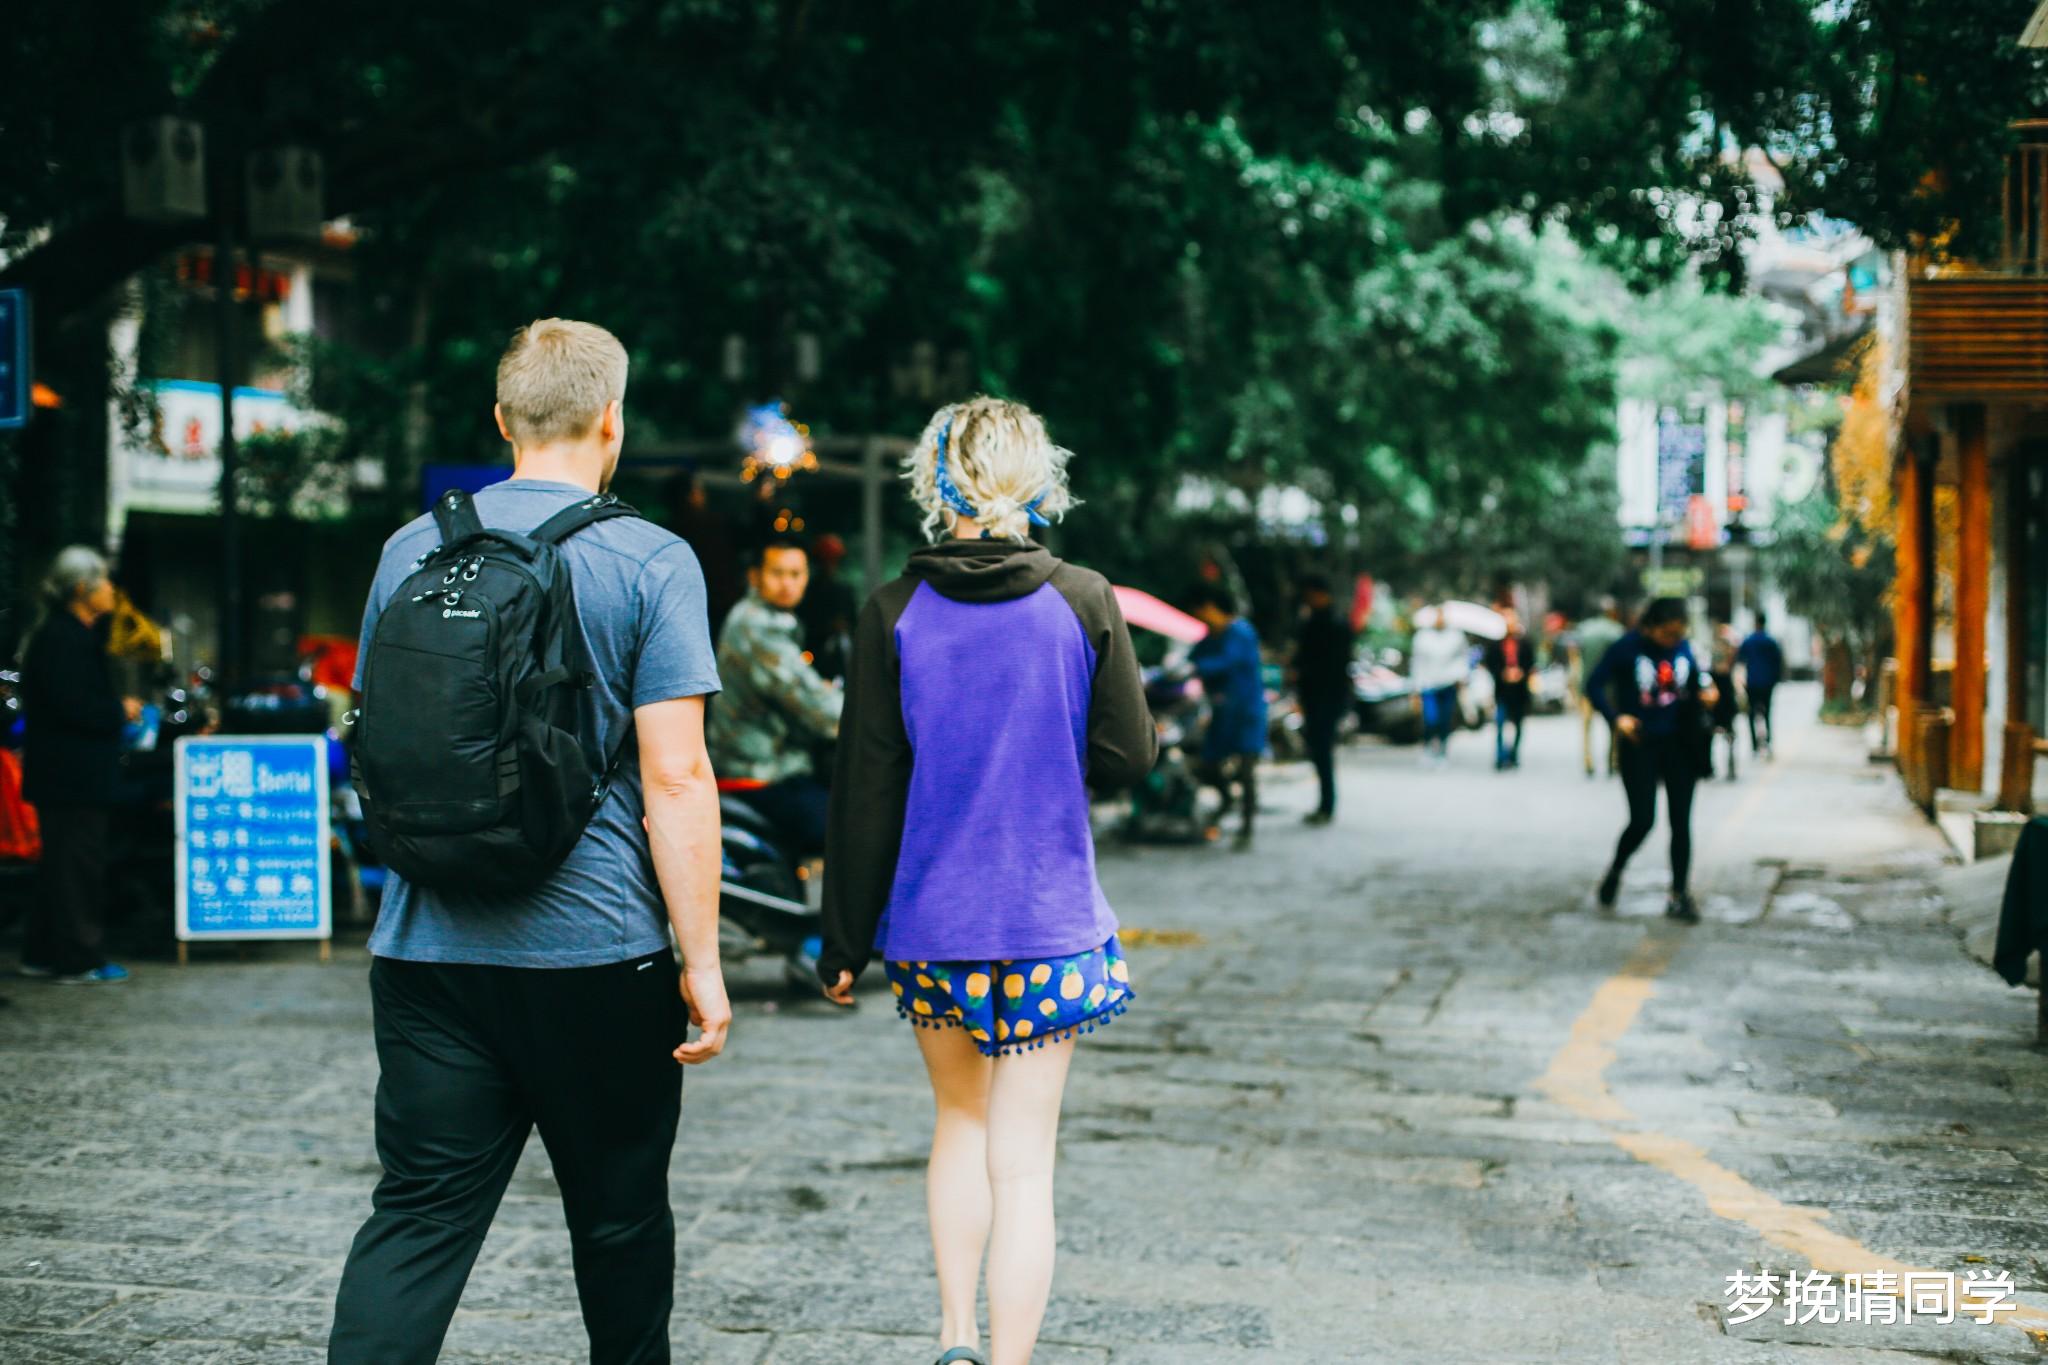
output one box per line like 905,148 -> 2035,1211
935,412 -> 1051,536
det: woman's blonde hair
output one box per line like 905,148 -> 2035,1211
904,396 -> 1076,543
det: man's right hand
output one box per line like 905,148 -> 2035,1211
674,965 -> 731,1064
1616,715 -> 1641,742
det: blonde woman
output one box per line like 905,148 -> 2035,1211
820,397 -> 1156,1365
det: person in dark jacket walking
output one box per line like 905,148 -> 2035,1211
1588,598 -> 1720,923
1483,609 -> 1534,770
1291,574 -> 1352,825
18,546 -> 137,983
1737,617 -> 1784,757
820,396 -> 1155,1365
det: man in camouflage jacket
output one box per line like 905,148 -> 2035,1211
706,539 -> 844,853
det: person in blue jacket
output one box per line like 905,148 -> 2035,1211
1737,616 -> 1784,757
1588,597 -> 1720,923
1188,584 -> 1268,850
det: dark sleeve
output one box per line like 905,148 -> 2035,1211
818,580 -> 918,984
1995,828 -> 2035,986
1298,616 -> 1347,682
1587,637 -> 1627,723
1051,565 -> 1159,791
26,627 -> 124,737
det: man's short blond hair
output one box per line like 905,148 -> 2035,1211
495,318 -> 629,446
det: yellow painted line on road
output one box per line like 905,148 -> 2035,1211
1532,932 -> 1679,1123
1533,726 -> 2048,1334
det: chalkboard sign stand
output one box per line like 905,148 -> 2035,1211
173,735 -> 335,961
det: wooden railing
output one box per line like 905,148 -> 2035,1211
2003,126 -> 2048,270
1900,125 -> 2048,400
1907,273 -> 2048,399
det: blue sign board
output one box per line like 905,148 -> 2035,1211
1655,405 -> 1708,530
0,288 -> 28,430
421,462 -> 511,512
175,736 -> 332,942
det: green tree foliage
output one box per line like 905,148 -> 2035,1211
1766,486 -> 1895,705
6,0 -> 2034,604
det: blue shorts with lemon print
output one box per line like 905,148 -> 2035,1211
885,935 -> 1133,1057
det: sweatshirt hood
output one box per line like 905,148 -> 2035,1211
904,538 -> 1059,603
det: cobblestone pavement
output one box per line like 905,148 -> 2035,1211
5,684 -> 2048,1363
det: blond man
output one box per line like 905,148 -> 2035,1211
330,320 -> 725,1364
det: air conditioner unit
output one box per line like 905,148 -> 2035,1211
245,146 -> 324,244
120,118 -> 207,223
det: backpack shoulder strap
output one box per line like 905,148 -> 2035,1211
531,493 -> 641,546
431,488 -> 487,546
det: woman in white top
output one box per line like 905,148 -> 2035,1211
1409,608 -> 1471,760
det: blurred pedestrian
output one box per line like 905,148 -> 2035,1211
1188,584 -> 1268,849
1571,597 -> 1625,778
705,537 -> 843,857
1410,607 -> 1467,764
819,396 -> 1154,1365
17,546 -> 137,984
1738,615 -> 1784,758
1589,597 -> 1719,924
798,531 -> 859,682
1483,608 -> 1533,770
669,471 -> 746,631
331,320 -> 728,1364
1291,573 -> 1352,825
1707,628 -> 1742,781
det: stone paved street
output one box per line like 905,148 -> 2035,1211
5,684 -> 2048,1363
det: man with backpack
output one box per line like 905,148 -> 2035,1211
330,319 -> 726,1365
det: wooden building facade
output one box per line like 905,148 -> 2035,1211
1891,121 -> 2048,820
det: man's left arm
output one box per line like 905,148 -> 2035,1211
633,545 -> 727,1062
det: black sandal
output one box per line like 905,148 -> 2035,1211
936,1350 -> 987,1365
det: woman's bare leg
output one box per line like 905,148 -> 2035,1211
985,1035 -> 1076,1365
914,1024 -> 994,1353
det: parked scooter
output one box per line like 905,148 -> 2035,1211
714,777 -> 829,992
1122,658 -> 1209,844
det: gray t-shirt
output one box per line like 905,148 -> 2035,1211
353,478 -> 721,967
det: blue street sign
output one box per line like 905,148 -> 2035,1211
175,736 -> 332,943
421,462 -> 511,512
0,288 -> 29,431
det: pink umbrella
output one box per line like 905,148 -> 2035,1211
1114,585 -> 1209,643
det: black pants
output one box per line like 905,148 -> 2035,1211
1493,699 -> 1528,768
1302,702 -> 1342,817
1748,684 -> 1776,752
25,805 -> 110,974
329,952 -> 686,1364
1610,734 -> 1699,896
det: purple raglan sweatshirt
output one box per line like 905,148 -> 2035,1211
819,539 -> 1157,980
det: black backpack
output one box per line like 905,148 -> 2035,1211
352,487 -> 638,896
